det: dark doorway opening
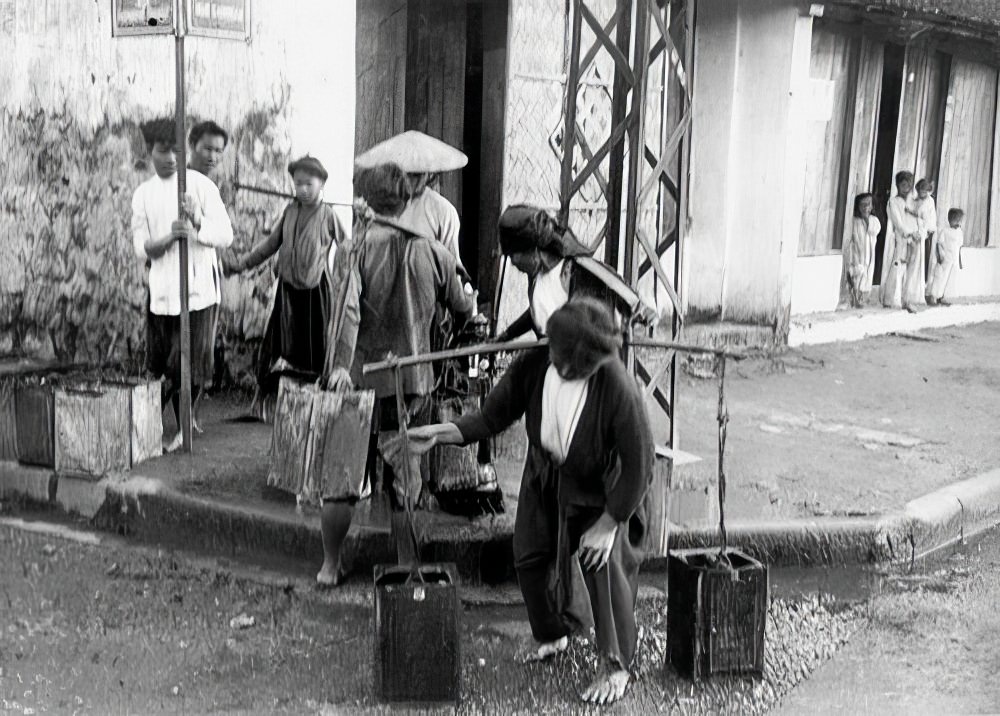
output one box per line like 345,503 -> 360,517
871,43 -> 906,286
460,1 -> 484,288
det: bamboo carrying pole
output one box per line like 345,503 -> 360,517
174,0 -> 193,453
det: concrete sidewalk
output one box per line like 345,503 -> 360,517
2,321 -> 1000,581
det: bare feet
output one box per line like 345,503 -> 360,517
524,635 -> 569,663
316,559 -> 346,589
163,432 -> 183,453
581,665 -> 630,705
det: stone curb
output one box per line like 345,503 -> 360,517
3,461 -> 1000,579
788,301 -> 1000,347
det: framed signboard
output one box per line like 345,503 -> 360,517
186,0 -> 250,41
111,0 -> 174,36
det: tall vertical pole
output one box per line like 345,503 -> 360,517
603,0 -> 633,270
558,0 -> 584,226
174,0 -> 193,453
669,0 -> 695,452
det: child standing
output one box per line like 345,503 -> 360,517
843,193 -> 880,308
880,171 -> 921,312
131,117 -> 234,451
912,179 -> 938,303
927,208 -> 965,306
224,156 -> 346,405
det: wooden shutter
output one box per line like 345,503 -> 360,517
355,0 -> 408,155
799,27 -> 856,256
937,57 -> 998,248
894,46 -> 949,189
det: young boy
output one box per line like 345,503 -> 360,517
912,179 -> 938,299
131,117 -> 234,451
927,208 -> 964,306
882,171 -> 921,312
187,120 -> 231,413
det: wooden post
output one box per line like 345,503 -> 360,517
174,0 -> 193,453
604,0 -> 633,270
670,0 -> 695,453
558,0 -> 584,226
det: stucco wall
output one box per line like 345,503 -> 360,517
0,1 -> 354,381
790,244 -> 1000,317
686,0 -> 808,338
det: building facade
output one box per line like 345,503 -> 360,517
0,0 -> 355,376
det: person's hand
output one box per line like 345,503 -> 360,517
381,428 -> 437,466
220,252 -> 242,277
579,512 -> 619,572
403,425 -> 446,456
171,219 -> 193,241
325,367 -> 353,392
181,193 -> 203,229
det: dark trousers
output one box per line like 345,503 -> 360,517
513,448 -> 642,669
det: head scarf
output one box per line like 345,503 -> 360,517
498,205 -> 593,259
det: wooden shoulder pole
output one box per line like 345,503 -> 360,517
175,1 -> 192,453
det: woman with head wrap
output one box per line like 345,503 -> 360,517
494,205 -> 651,341
403,297 -> 654,705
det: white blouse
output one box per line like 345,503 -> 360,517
540,364 -> 590,464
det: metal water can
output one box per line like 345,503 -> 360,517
373,563 -> 461,703
667,547 -> 768,680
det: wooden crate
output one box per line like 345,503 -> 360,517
431,394 -> 480,492
667,548 -> 768,680
0,381 -> 16,461
373,563 -> 460,703
267,378 -> 374,505
15,383 -> 55,468
642,454 -> 671,557
54,379 -> 163,479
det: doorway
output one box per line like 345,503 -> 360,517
871,42 -> 906,285
355,0 -> 509,300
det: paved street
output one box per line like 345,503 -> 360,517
680,321 -> 1000,520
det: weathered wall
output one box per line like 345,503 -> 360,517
0,0 -> 355,381
686,0 -> 807,338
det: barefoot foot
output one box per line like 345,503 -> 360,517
524,635 -> 569,663
163,432 -> 183,453
316,560 -> 346,589
581,666 -> 630,705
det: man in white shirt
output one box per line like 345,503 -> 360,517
131,118 -> 234,451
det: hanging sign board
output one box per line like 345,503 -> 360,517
186,0 -> 251,41
112,0 -> 175,36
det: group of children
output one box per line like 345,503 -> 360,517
845,170 -> 965,311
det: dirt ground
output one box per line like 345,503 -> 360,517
676,321 -> 1000,520
0,518 -> 859,715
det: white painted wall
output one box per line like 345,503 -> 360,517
0,0 -> 356,212
790,255 -> 842,315
946,248 -> 1000,299
686,0 -> 809,335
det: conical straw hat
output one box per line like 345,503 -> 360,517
355,130 -> 468,173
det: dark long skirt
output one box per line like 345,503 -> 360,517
257,275 -> 331,396
147,306 -> 216,391
513,446 -> 643,670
